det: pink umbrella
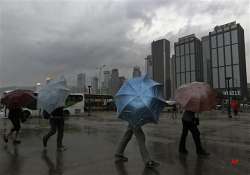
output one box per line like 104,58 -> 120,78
175,82 -> 217,112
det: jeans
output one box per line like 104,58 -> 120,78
116,125 -> 151,163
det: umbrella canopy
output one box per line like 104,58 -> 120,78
115,75 -> 166,127
175,82 -> 217,112
1,89 -> 36,109
37,77 -> 70,114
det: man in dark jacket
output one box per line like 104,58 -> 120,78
179,110 -> 209,156
43,107 -> 66,151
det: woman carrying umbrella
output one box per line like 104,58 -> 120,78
38,77 -> 69,151
114,75 -> 166,168
1,90 -> 36,144
175,82 -> 217,156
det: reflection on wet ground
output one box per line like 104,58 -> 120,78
0,111 -> 249,175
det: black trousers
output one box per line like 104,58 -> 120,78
9,117 -> 21,132
179,120 -> 203,153
44,118 -> 64,148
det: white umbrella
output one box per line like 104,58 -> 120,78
38,77 -> 70,114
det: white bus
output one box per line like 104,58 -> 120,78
23,93 -> 85,118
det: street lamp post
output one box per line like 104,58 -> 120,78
88,85 -> 92,116
226,77 -> 232,118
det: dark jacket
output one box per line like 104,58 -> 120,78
182,111 -> 195,122
51,107 -> 64,119
8,108 -> 22,119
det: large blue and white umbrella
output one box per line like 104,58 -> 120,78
115,75 -> 167,127
38,77 -> 70,114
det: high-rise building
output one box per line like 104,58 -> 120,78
111,69 -> 120,96
174,34 -> 203,88
132,66 -> 141,78
77,73 -> 86,93
119,76 -> 126,89
145,55 -> 153,78
91,76 -> 98,94
203,21 -> 247,99
151,39 -> 171,99
170,55 -> 176,98
103,70 -> 111,94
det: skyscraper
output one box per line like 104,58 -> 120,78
132,66 -> 141,78
203,21 -> 247,98
91,76 -> 98,94
111,69 -> 120,96
170,55 -> 176,98
103,70 -> 111,94
174,34 -> 203,89
144,55 -> 153,78
151,39 -> 171,99
77,73 -> 86,93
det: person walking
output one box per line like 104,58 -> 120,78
179,110 -> 209,156
115,125 -> 159,168
43,107 -> 66,151
3,103 -> 23,144
231,99 -> 239,116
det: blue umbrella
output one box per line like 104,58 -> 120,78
38,77 -> 70,114
115,75 -> 166,127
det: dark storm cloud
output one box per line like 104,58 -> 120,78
0,0 -> 249,87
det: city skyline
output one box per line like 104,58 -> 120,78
0,0 -> 249,87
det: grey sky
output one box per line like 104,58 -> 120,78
0,0 -> 249,87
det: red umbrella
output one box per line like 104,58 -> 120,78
1,89 -> 36,109
175,82 -> 217,112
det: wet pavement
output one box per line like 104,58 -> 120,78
0,111 -> 249,175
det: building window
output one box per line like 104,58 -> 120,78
232,44 -> 239,64
231,30 -> 238,44
224,32 -> 230,45
181,73 -> 185,84
218,34 -> 223,47
190,54 -> 195,71
176,56 -> 180,73
181,56 -> 185,72
233,65 -> 240,87
176,46 -> 180,56
190,42 -> 194,53
191,71 -> 196,82
213,68 -> 219,88
185,55 -> 190,71
211,36 -> 217,48
226,66 -> 233,88
177,74 -> 180,87
218,47 -> 224,66
181,45 -> 185,55
186,72 -> 190,83
185,44 -> 189,54
212,49 -> 217,67
219,67 -> 225,88
225,45 -> 231,66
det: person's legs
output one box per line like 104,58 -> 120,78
43,119 -> 57,147
179,121 -> 189,153
133,126 -> 159,168
5,117 -> 21,143
115,125 -> 133,159
189,123 -> 209,156
133,127 -> 151,163
57,119 -> 64,149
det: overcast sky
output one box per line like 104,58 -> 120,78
0,0 -> 249,87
